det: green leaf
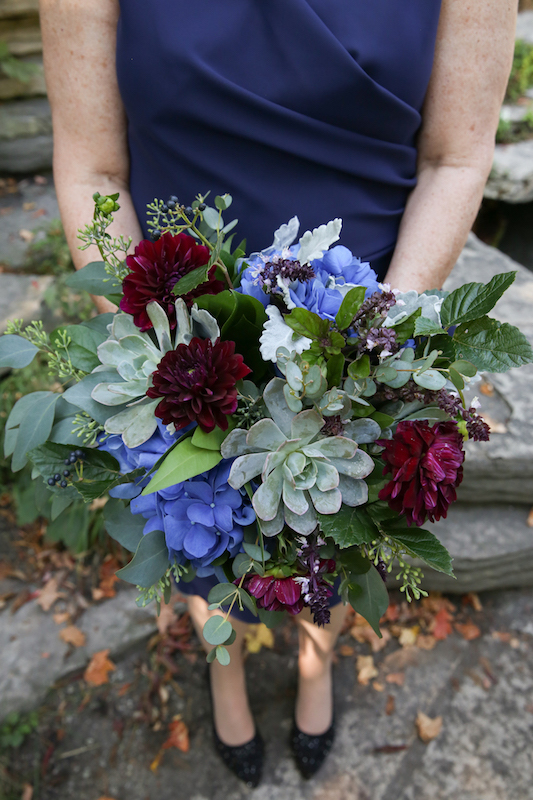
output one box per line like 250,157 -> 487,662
191,421 -> 235,451
62,372 -> 129,425
0,335 -> 39,369
51,323 -> 107,372
103,499 -> 145,552
207,583 -> 239,607
326,353 -> 345,387
335,286 -> 366,330
284,307 -> 328,340
64,261 -> 120,295
172,264 -> 210,296
143,437 -> 222,495
441,272 -> 516,328
257,607 -> 286,628
413,317 -> 444,337
448,367 -> 464,391
347,565 -> 389,636
51,492 -> 74,521
370,411 -> 395,429
347,355 -> 370,380
45,502 -> 90,554
215,645 -> 231,666
384,524 -> 454,576
453,316 -> 533,372
451,359 -> 477,378
337,548 -> 372,575
242,542 -> 264,562
6,392 -> 60,471
318,506 -> 378,548
392,308 -> 421,344
116,529 -> 169,587
203,615 -> 233,646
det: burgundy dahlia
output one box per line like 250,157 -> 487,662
147,337 -> 251,433
242,573 -> 304,615
120,232 -> 225,331
378,420 -> 465,527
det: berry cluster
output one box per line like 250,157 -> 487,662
151,196 -> 206,241
47,449 -> 85,489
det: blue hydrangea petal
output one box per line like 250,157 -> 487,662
187,502 -> 216,527
183,525 -> 217,559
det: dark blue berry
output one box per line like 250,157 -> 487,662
63,470 -> 70,478
64,458 -> 71,465
54,473 -> 61,481
185,206 -> 193,214
161,204 -> 168,212
69,454 -> 77,464
48,478 -> 55,486
151,230 -> 161,241
169,195 -> 178,204
60,480 -> 68,488
74,449 -> 84,458
167,200 -> 176,210
198,203 -> 206,211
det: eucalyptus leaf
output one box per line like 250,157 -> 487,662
104,499 -> 145,552
64,261 -> 120,295
116,529 -> 169,587
6,392 -> 60,471
203,615 -> 233,646
215,645 -> 231,666
413,368 -> 447,390
0,335 -> 39,369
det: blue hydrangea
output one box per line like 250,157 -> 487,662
238,244 -> 380,321
131,461 -> 255,576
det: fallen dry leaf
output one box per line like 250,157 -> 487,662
22,201 -> 35,211
455,622 -> 481,641
244,623 -> 274,654
84,649 -> 115,686
162,716 -> 189,752
399,626 -> 419,647
117,682 -> 132,697
338,644 -> 355,657
527,508 -> 533,528
416,711 -> 442,743
492,630 -> 512,643
385,695 -> 395,716
18,228 -> 34,242
383,646 -> 420,672
526,704 -> 533,714
351,623 -> 391,653
53,612 -> 70,626
462,592 -> 483,612
386,672 -> 405,687
96,556 -> 120,599
37,578 -> 64,612
373,681 -> 384,692
32,208 -> 46,218
40,652 -> 50,659
431,608 -> 454,641
356,655 -> 378,686
59,625 -> 86,648
480,414 -> 507,434
416,634 -> 437,651
479,380 -> 494,396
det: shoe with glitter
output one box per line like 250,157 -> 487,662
213,729 -> 264,787
290,720 -> 335,779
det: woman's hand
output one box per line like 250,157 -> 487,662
40,0 -> 143,312
384,0 -> 517,293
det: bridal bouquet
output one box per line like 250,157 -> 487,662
2,193 -> 532,664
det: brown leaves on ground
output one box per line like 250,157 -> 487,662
36,578 -> 64,612
454,622 -> 481,641
91,556 -> 120,601
356,655 -> 378,685
431,608 -> 454,641
350,617 -> 391,652
527,507 -> 533,528
84,649 -> 116,686
156,597 -> 182,635
385,671 -> 405,687
244,623 -> 274,654
59,625 -> 86,647
416,711 -> 443,743
150,717 -> 190,771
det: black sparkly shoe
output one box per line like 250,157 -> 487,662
290,719 -> 335,779
213,729 -> 264,788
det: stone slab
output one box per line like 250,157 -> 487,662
0,96 -> 51,140
0,174 -> 60,269
0,273 -> 54,333
444,234 -> 533,504
419,503 -> 533,593
516,9 -> 533,43
0,587 -> 159,722
485,139 -> 533,204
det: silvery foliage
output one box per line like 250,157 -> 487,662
383,290 -> 444,328
91,299 -> 219,448
259,306 -> 312,363
221,378 -> 375,536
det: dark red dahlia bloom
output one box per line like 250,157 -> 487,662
147,337 -> 251,433
242,574 -> 304,615
378,420 -> 465,527
120,232 -> 225,331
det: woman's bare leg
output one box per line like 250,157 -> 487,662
294,602 -> 347,734
187,595 -> 255,746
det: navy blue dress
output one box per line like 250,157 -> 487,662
115,0 -> 442,620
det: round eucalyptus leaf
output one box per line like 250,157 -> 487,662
203,615 -> 233,646
215,646 -> 231,666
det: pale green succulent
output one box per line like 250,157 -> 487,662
90,299 -> 219,448
221,377 -> 375,536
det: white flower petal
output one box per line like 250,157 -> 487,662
259,306 -> 312,363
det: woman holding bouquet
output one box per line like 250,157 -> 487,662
39,0 -> 515,785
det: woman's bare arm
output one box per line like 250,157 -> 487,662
384,0 -> 516,293
40,0 -> 142,312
